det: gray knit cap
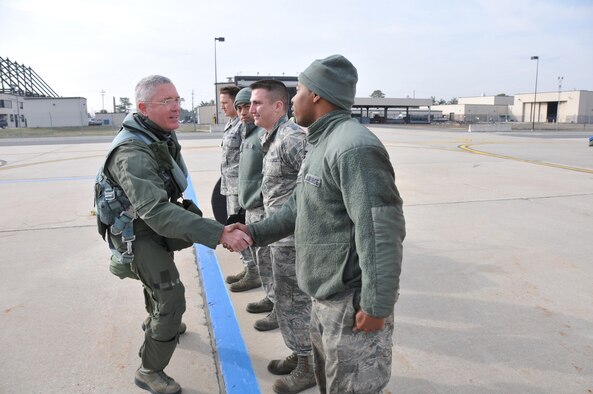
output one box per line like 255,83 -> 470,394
298,54 -> 358,110
234,87 -> 252,109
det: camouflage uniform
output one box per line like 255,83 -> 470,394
310,289 -> 394,393
221,116 -> 255,268
244,206 -> 273,300
261,115 -> 311,355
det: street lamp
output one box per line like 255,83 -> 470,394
557,76 -> 563,126
530,56 -> 539,131
214,37 -> 225,125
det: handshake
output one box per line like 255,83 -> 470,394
219,223 -> 252,252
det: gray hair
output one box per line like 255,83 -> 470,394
135,75 -> 172,108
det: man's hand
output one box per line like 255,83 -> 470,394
353,309 -> 385,333
226,223 -> 251,237
219,225 -> 252,252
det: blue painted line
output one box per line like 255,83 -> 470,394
185,175 -> 260,394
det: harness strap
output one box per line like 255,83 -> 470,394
97,126 -> 189,265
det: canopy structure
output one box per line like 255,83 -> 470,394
0,56 -> 59,98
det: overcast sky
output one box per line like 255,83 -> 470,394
1,0 -> 592,115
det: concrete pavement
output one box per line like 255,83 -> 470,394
0,126 -> 592,393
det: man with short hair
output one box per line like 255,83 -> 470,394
99,75 -> 251,394
234,87 -> 275,316
242,55 -> 406,393
219,86 -> 261,292
249,80 -> 315,392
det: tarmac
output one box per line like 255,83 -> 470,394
1,125 -> 592,393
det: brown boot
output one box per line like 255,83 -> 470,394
272,355 -> 316,394
268,352 -> 298,375
229,266 -> 261,292
135,368 -> 181,394
254,308 -> 279,331
246,297 -> 274,314
225,267 -> 246,284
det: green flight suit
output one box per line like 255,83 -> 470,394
105,113 -> 223,371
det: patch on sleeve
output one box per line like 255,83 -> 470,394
304,174 -> 322,187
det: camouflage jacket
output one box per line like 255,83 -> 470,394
260,115 -> 307,246
220,116 -> 241,195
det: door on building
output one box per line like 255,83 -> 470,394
547,102 -> 558,123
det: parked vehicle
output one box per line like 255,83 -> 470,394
88,118 -> 103,126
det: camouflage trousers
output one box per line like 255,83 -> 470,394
271,245 -> 312,355
246,206 -> 274,302
310,288 -> 394,394
226,194 -> 255,268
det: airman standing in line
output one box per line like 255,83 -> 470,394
220,86 -> 262,292
249,80 -> 316,393
234,87 -> 276,318
240,55 -> 406,393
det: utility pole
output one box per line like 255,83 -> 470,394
530,56 -> 539,132
214,37 -> 225,125
557,76 -> 563,130
192,89 -> 196,132
100,89 -> 106,111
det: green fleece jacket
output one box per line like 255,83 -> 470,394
249,110 -> 405,317
106,113 -> 223,249
238,122 -> 265,210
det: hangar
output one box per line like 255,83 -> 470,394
434,91 -> 593,124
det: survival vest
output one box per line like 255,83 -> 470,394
94,127 -> 188,264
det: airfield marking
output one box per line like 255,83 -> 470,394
458,144 -> 593,175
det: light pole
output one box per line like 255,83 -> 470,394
557,76 -> 563,126
530,56 -> 539,131
214,37 -> 225,125
192,89 -> 196,132
100,89 -> 106,112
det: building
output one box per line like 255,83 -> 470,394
512,90 -> 593,124
0,93 -> 88,128
94,111 -> 127,127
434,91 -> 593,124
434,95 -> 514,123
1,56 -> 88,128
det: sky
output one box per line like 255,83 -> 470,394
1,0 -> 592,115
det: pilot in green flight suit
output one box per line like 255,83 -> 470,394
99,75 -> 250,394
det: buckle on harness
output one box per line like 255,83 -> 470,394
110,211 -> 134,236
104,188 -> 115,202
120,250 -> 134,264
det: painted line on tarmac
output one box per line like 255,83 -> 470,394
0,154 -> 103,171
458,144 -> 593,174
184,175 -> 260,394
0,175 -> 94,184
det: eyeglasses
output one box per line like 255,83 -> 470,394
144,98 -> 181,108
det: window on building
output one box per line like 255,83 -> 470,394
20,115 -> 25,121
10,114 -> 14,121
19,102 -> 23,109
0,100 -> 13,108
